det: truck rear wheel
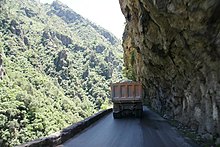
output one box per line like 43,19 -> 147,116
135,110 -> 143,118
113,112 -> 121,119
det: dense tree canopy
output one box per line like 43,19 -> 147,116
0,0 -> 124,146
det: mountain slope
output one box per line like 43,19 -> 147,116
0,0 -> 123,146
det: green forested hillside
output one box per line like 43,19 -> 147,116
0,0 -> 123,146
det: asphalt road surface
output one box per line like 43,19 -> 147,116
61,107 -> 198,147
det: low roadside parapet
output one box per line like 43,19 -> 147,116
16,108 -> 112,147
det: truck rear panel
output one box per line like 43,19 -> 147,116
111,81 -> 143,118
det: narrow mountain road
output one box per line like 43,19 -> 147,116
60,107 -> 198,147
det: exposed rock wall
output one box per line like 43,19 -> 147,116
119,0 -> 220,138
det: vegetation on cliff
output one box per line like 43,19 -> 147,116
0,0 -> 123,146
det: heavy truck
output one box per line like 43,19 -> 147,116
111,81 -> 143,119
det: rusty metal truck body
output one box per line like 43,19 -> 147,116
111,81 -> 143,118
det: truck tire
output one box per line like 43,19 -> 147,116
113,112 -> 121,119
135,110 -> 143,118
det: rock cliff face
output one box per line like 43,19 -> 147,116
119,0 -> 220,138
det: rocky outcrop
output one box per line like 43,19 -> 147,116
94,44 -> 105,53
49,0 -> 81,23
21,7 -> 38,18
10,20 -> 22,36
42,30 -> 72,47
0,54 -> 4,80
119,0 -> 220,140
54,50 -> 69,71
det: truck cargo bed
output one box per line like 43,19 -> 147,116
111,81 -> 143,118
